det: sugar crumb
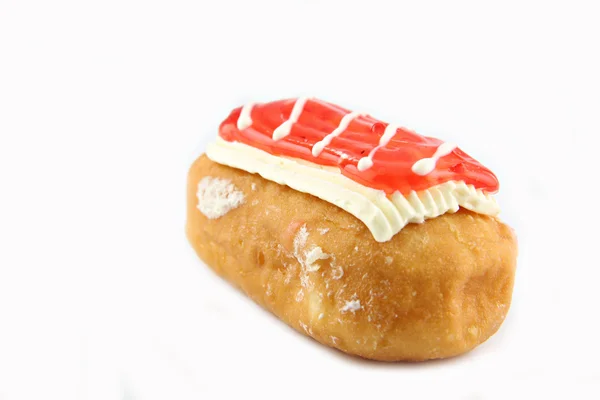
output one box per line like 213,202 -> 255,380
293,225 -> 309,259
196,176 -> 245,219
300,274 -> 310,288
304,246 -> 330,272
299,321 -> 310,334
331,264 -> 344,280
340,299 -> 361,313
294,224 -> 332,273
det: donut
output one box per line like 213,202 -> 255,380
186,98 -> 517,361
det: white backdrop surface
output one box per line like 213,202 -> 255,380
1,1 -> 599,399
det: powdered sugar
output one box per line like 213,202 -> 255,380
331,263 -> 344,280
299,321 -> 311,334
341,299 -> 361,313
293,224 -> 330,272
293,225 -> 309,257
304,246 -> 330,272
196,176 -> 245,219
293,224 -> 343,292
300,273 -> 310,288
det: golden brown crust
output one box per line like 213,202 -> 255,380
186,155 -> 518,361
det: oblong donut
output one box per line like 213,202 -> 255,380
186,155 -> 517,361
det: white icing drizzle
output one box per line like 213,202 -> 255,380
312,111 -> 364,157
411,142 -> 457,175
357,123 -> 401,171
272,97 -> 310,141
237,102 -> 256,130
206,138 -> 500,242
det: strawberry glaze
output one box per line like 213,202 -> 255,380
218,98 -> 499,195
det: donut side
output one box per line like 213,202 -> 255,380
186,155 -> 517,361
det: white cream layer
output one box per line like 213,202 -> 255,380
206,137 -> 500,242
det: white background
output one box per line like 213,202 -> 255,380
1,1 -> 599,399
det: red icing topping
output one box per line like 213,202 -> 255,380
218,98 -> 499,195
